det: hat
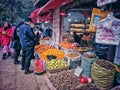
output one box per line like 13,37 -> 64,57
24,17 -> 32,22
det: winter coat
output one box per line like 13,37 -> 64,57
74,34 -> 81,44
0,27 -> 14,46
11,26 -> 21,50
19,23 -> 39,50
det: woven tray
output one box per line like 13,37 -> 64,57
46,65 -> 69,73
59,46 -> 76,53
65,52 -> 81,61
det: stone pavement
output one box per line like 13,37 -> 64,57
0,47 -> 50,90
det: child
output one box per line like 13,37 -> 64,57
0,22 -> 13,60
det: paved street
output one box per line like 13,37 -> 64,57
0,47 -> 50,90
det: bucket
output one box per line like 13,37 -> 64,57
96,50 -> 107,60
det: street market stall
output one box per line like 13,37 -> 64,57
32,0 -> 120,89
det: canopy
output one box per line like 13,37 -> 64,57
38,0 -> 74,14
30,8 -> 40,18
30,0 -> 73,22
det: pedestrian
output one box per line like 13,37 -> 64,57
19,17 -> 39,74
9,25 -> 16,58
71,31 -> 81,44
0,22 -> 14,60
11,21 -> 24,64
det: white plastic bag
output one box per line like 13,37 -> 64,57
97,0 -> 117,6
96,13 -> 120,45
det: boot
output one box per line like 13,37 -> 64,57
25,70 -> 33,74
7,52 -> 11,57
14,60 -> 20,65
2,53 -> 6,60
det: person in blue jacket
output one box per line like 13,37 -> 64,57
19,17 -> 39,74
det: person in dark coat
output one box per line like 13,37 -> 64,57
12,21 -> 24,64
19,18 -> 39,74
71,31 -> 81,44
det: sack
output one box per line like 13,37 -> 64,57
91,60 -> 115,90
81,55 -> 98,77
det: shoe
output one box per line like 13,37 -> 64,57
25,70 -> 33,74
11,55 -> 14,58
21,67 -> 25,70
14,61 -> 20,65
2,53 -> 6,60
2,57 -> 6,60
7,52 -> 11,57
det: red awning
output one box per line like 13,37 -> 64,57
30,0 -> 73,22
38,0 -> 74,14
39,12 -> 53,22
30,8 -> 40,18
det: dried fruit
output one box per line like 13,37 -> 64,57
75,84 -> 100,90
49,70 -> 80,90
95,60 -> 115,70
59,42 -> 76,49
66,52 -> 80,59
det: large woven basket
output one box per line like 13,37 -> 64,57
46,65 -> 69,73
91,60 -> 115,90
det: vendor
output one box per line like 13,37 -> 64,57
70,31 -> 81,44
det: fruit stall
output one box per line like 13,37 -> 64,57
32,0 -> 120,89
34,40 -> 120,90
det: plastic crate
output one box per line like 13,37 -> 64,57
65,57 -> 81,69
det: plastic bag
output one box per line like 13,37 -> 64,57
97,0 -> 117,6
96,13 -> 120,45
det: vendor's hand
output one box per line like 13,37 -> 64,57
2,31 -> 6,35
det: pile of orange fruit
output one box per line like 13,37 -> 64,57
35,44 -> 54,55
40,49 -> 65,61
59,42 -> 76,49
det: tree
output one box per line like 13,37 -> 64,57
0,0 -> 34,25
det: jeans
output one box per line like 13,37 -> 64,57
14,49 -> 21,63
21,48 -> 34,70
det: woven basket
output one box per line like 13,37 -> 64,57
91,60 -> 115,90
46,65 -> 69,73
